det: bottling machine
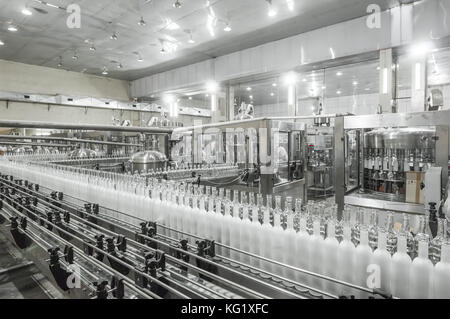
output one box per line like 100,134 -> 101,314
335,110 -> 449,215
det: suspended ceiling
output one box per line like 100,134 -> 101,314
0,0 -> 396,81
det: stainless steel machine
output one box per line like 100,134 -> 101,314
172,118 -> 307,199
335,110 -> 449,215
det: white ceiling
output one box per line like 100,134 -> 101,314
0,0 -> 394,81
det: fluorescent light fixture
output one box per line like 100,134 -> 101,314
22,8 -> 33,16
206,6 -> 217,37
7,25 -> 18,32
329,47 -> 336,59
206,80 -> 219,93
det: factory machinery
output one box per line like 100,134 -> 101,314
0,112 -> 450,299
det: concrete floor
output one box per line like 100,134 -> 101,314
0,231 -> 64,299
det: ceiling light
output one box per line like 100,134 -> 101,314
7,25 -> 18,32
22,8 -> 33,16
102,67 -> 108,75
302,78 -> 307,82
138,17 -> 147,26
272,83 -> 277,87
353,81 -> 358,86
150,95 -> 155,98
160,47 -> 166,54
322,86 -> 326,90
89,45 -> 96,51
270,92 -> 275,97
286,0 -> 294,11
336,90 -> 342,95
138,56 -> 144,62
72,52 -> 78,60
365,87 -> 370,91
224,22 -> 231,32
117,63 -> 123,69
110,32 -> 118,40
336,71 -> 343,76
206,80 -> 218,93
267,0 -> 277,17
205,94 -> 209,97
173,0 -> 182,8
0,40 -> 4,46
246,87 -> 252,91
410,41 -> 434,57
249,95 -> 253,99
57,57 -> 63,68
188,37 -> 195,44
283,71 -> 298,86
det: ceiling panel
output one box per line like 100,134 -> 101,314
0,0 -> 396,81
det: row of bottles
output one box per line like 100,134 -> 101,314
1,157 -> 450,298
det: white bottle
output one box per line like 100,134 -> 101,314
220,189 -> 233,259
309,217 -> 324,290
271,196 -> 285,282
433,242 -> 450,298
239,192 -> 253,270
249,194 -> 263,272
410,237 -> 433,299
283,197 -> 297,285
295,201 -> 310,287
322,218 -> 339,295
259,195 -> 274,279
370,230 -> 392,295
353,228 -> 373,298
391,234 -> 412,299
229,190 -> 242,266
337,223 -> 356,296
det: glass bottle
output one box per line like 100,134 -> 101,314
385,212 -> 398,255
430,218 -> 445,265
401,214 -> 415,259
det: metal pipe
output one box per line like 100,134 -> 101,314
0,119 -> 173,134
0,135 -> 142,147
0,141 -> 73,148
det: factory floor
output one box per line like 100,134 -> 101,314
0,231 -> 64,299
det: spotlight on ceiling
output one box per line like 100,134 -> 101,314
173,0 -> 182,8
102,67 -> 109,75
266,0 -> 277,17
286,0 -> 294,11
117,63 -> 123,69
138,17 -> 147,26
22,8 -> 33,16
7,25 -> 18,32
110,32 -> 118,40
89,45 -> 96,52
138,56 -> 144,62
224,22 -> 231,32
